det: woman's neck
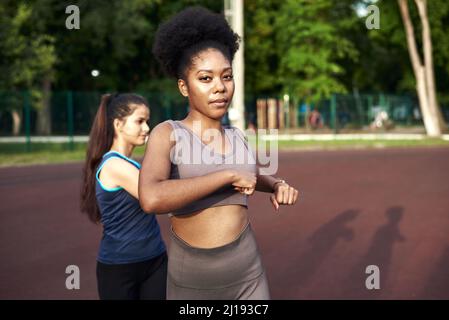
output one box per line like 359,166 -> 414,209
109,140 -> 134,158
184,109 -> 222,131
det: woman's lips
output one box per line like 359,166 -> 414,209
210,99 -> 228,108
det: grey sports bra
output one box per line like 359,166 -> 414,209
166,120 -> 257,216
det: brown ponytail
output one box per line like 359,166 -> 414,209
80,93 -> 149,223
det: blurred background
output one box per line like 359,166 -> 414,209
1,0 -> 449,301
0,0 -> 448,145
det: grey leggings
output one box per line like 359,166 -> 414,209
167,222 -> 270,300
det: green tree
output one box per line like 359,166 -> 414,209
344,0 -> 449,113
398,0 -> 446,136
46,0 -> 222,91
352,0 -> 448,134
244,0 -> 281,95
245,0 -> 358,103
0,1 -> 56,135
1,0 -> 223,134
276,0 -> 358,103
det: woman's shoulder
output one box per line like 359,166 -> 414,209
147,120 -> 178,148
100,155 -> 139,175
97,156 -> 138,190
151,120 -> 176,135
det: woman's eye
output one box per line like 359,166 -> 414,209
224,74 -> 233,80
199,76 -> 211,81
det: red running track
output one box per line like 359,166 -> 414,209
1,147 -> 448,299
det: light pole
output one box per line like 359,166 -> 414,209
224,0 -> 245,131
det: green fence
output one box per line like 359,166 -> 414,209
305,93 -> 425,131
0,90 -> 189,136
1,91 -> 448,141
253,93 -> 449,133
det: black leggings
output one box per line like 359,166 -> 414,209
96,252 -> 167,300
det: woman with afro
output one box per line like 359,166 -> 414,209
139,6 -> 299,299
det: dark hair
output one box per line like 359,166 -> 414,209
152,6 -> 240,79
80,93 -> 149,223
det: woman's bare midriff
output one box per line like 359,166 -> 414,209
170,204 -> 248,248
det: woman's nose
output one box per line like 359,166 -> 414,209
213,79 -> 225,93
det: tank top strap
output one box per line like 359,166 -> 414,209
95,151 -> 141,192
165,119 -> 192,146
100,151 -> 141,169
165,119 -> 179,129
229,126 -> 250,151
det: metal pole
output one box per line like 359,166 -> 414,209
24,91 -> 31,152
224,0 -> 245,131
331,94 -> 337,134
380,93 -> 385,109
367,95 -> 373,125
67,91 -> 74,151
284,94 -> 290,130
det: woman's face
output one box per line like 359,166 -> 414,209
179,49 -> 234,120
115,104 -> 150,146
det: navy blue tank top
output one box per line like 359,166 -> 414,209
95,151 -> 166,264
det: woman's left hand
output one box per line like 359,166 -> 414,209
270,182 -> 299,210
234,186 -> 256,195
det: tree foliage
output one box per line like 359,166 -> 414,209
0,1 -> 56,94
0,0 -> 448,106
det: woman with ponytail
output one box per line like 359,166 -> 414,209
80,93 -> 167,300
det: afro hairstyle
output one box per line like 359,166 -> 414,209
152,6 -> 240,79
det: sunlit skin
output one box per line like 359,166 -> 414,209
98,104 -> 150,199
177,49 -> 234,150
111,104 -> 150,157
173,49 -> 248,247
139,49 -> 299,248
172,49 -> 299,247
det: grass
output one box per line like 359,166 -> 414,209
275,138 -> 449,150
0,143 -> 147,167
1,138 -> 448,167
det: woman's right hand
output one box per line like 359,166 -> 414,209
230,170 -> 257,195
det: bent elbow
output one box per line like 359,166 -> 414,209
139,195 -> 160,214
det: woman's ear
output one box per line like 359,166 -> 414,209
178,79 -> 189,97
113,118 -> 124,134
